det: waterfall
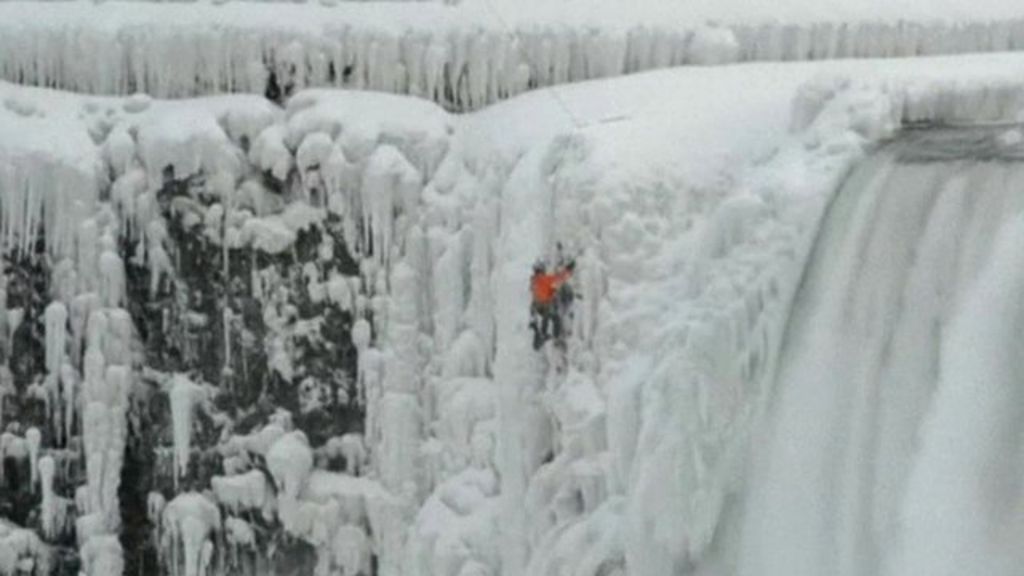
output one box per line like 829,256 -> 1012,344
738,127 -> 1024,576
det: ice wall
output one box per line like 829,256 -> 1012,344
2,2 -> 1024,109
0,82 -> 461,574
445,73 -> 1024,576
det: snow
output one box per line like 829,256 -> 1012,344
287,90 -> 452,171
137,108 -> 235,186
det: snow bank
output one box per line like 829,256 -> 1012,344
1,2 -> 1024,109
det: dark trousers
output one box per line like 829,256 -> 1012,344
531,301 -> 561,349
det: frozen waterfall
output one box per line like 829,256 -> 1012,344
736,127 -> 1024,576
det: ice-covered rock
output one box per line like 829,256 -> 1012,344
162,493 -> 221,576
267,431 -> 314,504
0,519 -> 50,576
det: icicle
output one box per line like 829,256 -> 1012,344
688,26 -> 741,66
339,433 -> 367,476
147,220 -> 173,297
83,346 -> 106,406
86,308 -> 110,361
361,146 -> 422,266
324,144 -> 352,203
0,368 -> 12,451
105,366 -> 132,413
111,169 -> 147,238
83,402 -> 110,516
50,259 -> 77,304
61,362 -> 76,448
432,230 -> 467,352
25,427 -> 41,490
99,241 -> 126,308
162,493 -> 221,576
45,301 -> 67,378
148,492 -> 167,567
104,309 -> 134,367
148,492 -> 166,526
170,375 -> 204,485
103,125 -> 136,179
77,219 -> 100,293
70,293 -> 100,364
296,132 -> 334,197
39,455 -> 58,539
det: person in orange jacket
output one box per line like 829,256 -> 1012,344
530,258 -> 575,350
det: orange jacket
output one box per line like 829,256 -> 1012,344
532,269 -> 572,305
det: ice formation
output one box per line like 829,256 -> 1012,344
170,374 -> 205,483
1,2 -> 1024,110
162,493 -> 221,576
211,470 -> 274,517
0,519 -> 49,576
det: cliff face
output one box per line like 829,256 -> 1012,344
0,164 -> 365,576
0,87 -> 457,576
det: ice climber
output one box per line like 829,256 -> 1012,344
530,258 -> 575,350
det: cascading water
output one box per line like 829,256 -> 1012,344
737,127 -> 1024,576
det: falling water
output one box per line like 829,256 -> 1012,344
738,126 -> 1024,576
